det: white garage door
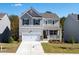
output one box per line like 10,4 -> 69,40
22,32 -> 41,41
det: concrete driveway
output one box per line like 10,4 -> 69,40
16,41 -> 44,55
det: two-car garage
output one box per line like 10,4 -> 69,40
22,32 -> 42,41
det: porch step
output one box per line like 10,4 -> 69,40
48,40 -> 62,43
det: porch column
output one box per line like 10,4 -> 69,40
57,30 -> 60,40
58,30 -> 60,35
47,30 -> 50,40
58,29 -> 62,42
60,29 -> 62,42
31,19 -> 33,25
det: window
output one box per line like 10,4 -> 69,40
46,21 -> 47,24
22,18 -> 29,25
49,30 -> 58,35
54,30 -> 58,35
53,21 -> 54,24
47,20 -> 56,24
33,19 -> 40,25
50,30 -> 54,35
48,20 -> 52,24
53,20 -> 58,24
46,20 -> 58,24
77,15 -> 79,20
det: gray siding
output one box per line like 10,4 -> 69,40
19,13 -> 32,37
20,13 -> 32,26
64,14 -> 79,42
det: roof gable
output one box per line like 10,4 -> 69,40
27,8 -> 41,17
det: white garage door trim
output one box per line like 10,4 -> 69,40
22,32 -> 41,41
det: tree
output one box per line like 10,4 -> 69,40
60,17 -> 66,42
9,15 -> 19,41
60,17 -> 66,29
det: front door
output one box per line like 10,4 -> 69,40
43,30 -> 47,38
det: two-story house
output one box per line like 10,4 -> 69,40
19,8 -> 62,42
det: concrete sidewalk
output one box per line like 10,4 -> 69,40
16,41 -> 44,55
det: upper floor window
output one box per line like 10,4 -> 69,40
53,20 -> 58,24
45,20 -> 58,25
47,20 -> 56,24
22,18 -> 29,25
33,19 -> 40,25
77,15 -> 79,20
48,20 -> 53,24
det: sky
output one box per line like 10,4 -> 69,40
0,3 -> 79,17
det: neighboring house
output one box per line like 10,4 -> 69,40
19,8 -> 62,42
0,13 -> 11,42
64,13 -> 79,42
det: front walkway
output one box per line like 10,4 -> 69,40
16,41 -> 44,55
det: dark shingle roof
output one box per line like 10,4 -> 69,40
41,12 -> 60,20
42,13 -> 58,18
27,8 -> 41,17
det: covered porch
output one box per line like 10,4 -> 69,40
43,29 -> 61,42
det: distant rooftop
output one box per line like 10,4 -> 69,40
0,13 -> 6,18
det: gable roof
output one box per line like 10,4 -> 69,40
27,8 -> 42,17
20,7 -> 60,20
0,13 -> 10,34
42,13 -> 59,19
0,13 -> 5,19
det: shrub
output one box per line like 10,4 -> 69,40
48,40 -> 53,43
48,40 -> 60,43
12,35 -> 19,41
4,37 -> 14,43
67,36 -> 75,43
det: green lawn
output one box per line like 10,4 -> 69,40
0,41 -> 21,53
41,43 -> 79,53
